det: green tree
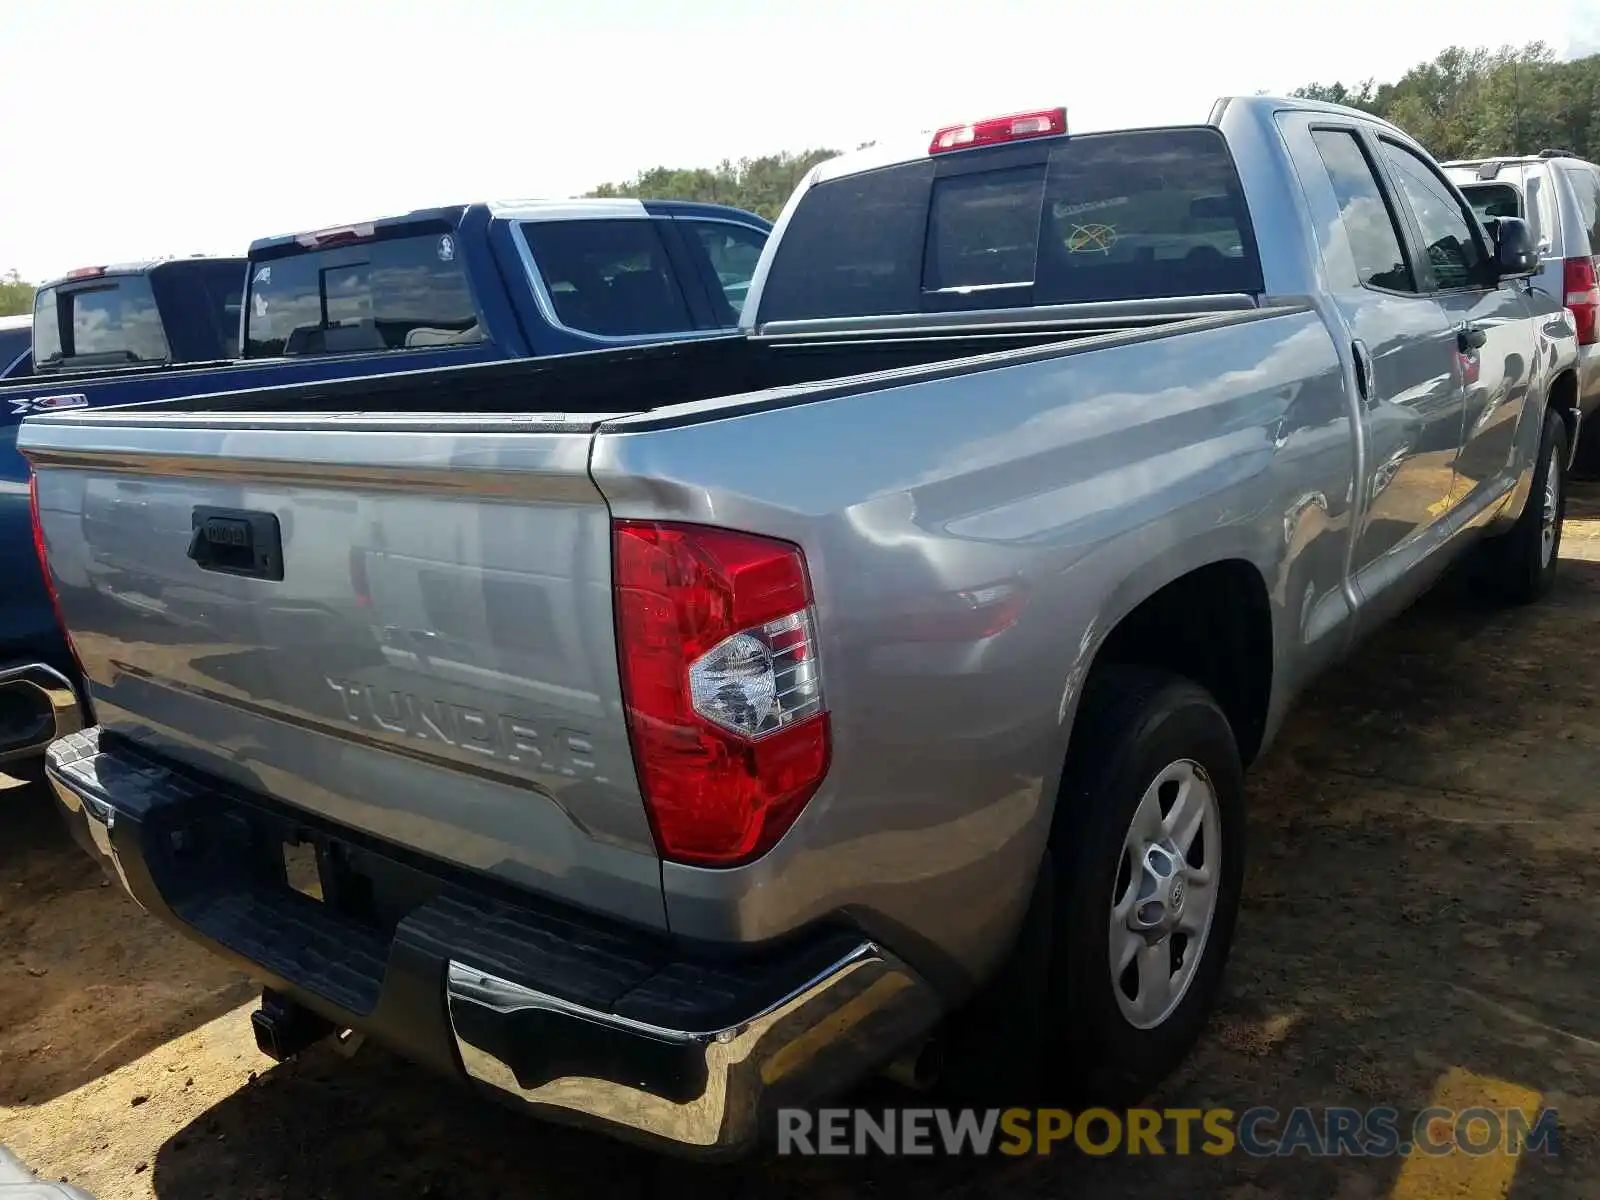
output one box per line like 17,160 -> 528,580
1293,44 -> 1600,162
1291,78 -> 1381,111
0,270 -> 33,319
587,46 -> 1600,229
586,149 -> 840,220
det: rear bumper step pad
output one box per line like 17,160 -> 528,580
45,727 -> 939,1155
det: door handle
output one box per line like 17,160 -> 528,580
188,507 -> 284,581
1458,325 -> 1487,353
1351,339 -> 1375,407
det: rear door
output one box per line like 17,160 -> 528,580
514,216 -> 705,347
673,217 -> 770,325
1373,137 -> 1533,520
1278,115 -> 1463,620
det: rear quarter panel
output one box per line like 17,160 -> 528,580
592,308 -> 1355,994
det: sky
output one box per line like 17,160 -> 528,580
2,0 -> 1598,284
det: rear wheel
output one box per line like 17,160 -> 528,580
1043,667 -> 1245,1103
1482,406 -> 1567,605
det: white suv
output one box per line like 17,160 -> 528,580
1443,149 -> 1600,465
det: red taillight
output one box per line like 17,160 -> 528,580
930,106 -> 1067,155
29,473 -> 84,673
64,265 -> 106,280
1564,256 -> 1599,347
613,520 -> 829,867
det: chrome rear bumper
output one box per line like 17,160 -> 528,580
46,726 -> 941,1156
446,941 -> 938,1151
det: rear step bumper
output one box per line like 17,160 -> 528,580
0,664 -> 84,765
45,727 -> 939,1156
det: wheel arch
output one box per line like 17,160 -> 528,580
1067,557 -> 1276,776
1548,367 -> 1580,469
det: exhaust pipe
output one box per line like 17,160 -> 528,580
883,1035 -> 943,1092
0,664 -> 83,765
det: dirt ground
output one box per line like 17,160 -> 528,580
5,490 -> 1600,1200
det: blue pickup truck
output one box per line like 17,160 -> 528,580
0,198 -> 772,768
2,256 -> 247,771
3,256 -> 245,388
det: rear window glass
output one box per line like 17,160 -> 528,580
748,162 -> 931,322
758,127 -> 1262,322
1459,182 -> 1523,222
197,260 -> 245,357
522,219 -> 694,337
682,219 -> 769,323
1036,129 -> 1259,305
244,232 -> 485,358
1457,178 -> 1553,251
924,166 -> 1044,292
32,276 -> 169,367
1564,165 -> 1600,255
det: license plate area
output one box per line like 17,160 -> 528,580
151,785 -> 426,938
276,832 -> 383,929
282,840 -> 325,902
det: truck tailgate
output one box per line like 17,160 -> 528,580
22,412 -> 666,930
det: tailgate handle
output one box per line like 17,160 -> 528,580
187,508 -> 285,581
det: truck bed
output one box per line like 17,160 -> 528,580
82,297 -> 1268,421
21,300 -> 1305,939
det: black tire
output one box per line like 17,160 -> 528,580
1482,406 -> 1568,606
1043,666 -> 1245,1105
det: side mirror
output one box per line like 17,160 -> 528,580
1487,216 -> 1540,280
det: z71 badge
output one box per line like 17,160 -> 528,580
8,393 -> 88,415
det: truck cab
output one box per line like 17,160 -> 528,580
241,199 -> 770,364
30,257 -> 246,375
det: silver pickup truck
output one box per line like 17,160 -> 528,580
22,96 -> 1581,1156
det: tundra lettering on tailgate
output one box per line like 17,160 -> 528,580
324,677 -> 597,777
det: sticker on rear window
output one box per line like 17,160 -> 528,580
437,235 -> 455,263
253,265 -> 271,285
1064,223 -> 1120,254
1054,196 -> 1130,218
